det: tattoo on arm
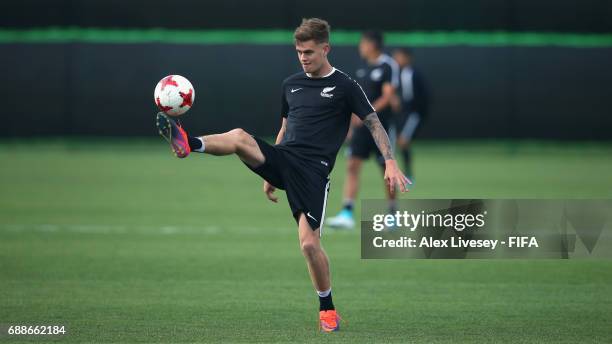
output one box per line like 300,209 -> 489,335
363,112 -> 394,161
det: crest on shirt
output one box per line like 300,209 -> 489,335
320,86 -> 336,98
370,68 -> 383,81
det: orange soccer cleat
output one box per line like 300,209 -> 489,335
319,310 -> 341,333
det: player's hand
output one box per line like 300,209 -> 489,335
397,136 -> 410,150
384,159 -> 412,194
390,94 -> 402,113
263,181 -> 278,203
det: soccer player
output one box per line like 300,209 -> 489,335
327,31 -> 401,229
155,18 -> 410,332
392,47 -> 429,180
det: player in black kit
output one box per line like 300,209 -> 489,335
328,31 -> 402,229
155,18 -> 409,332
392,47 -> 430,181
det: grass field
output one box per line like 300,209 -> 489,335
1,139 -> 611,343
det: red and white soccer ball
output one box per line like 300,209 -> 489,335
154,75 -> 195,116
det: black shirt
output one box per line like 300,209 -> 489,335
278,67 -> 374,171
398,66 -> 430,118
355,54 -> 399,122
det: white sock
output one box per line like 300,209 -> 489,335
317,288 -> 331,298
194,137 -> 206,153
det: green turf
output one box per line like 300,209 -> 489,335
1,140 -> 611,343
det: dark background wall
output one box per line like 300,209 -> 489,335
1,0 -> 611,139
3,43 -> 611,139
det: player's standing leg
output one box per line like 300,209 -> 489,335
297,213 -> 340,332
397,113 -> 420,180
329,157 -> 362,228
400,144 -> 413,180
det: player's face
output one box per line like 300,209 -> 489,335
295,40 -> 329,74
393,51 -> 411,68
359,38 -> 376,59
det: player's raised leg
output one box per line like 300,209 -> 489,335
198,130 -> 265,167
156,112 -> 265,168
297,213 -> 340,332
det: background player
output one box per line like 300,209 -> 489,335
327,31 -> 401,229
392,47 -> 430,181
156,18 -> 409,332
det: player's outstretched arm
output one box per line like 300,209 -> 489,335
371,82 -> 396,113
362,112 -> 412,193
263,118 -> 287,202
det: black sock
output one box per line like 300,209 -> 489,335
188,136 -> 203,151
388,201 -> 397,214
319,291 -> 335,311
342,201 -> 354,212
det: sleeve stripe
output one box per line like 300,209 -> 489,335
356,81 -> 376,112
383,55 -> 400,88
336,68 -> 376,114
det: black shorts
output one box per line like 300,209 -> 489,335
349,115 -> 392,164
245,137 -> 331,234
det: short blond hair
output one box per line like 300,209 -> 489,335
294,18 -> 330,44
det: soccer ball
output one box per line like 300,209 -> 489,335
154,75 -> 195,116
